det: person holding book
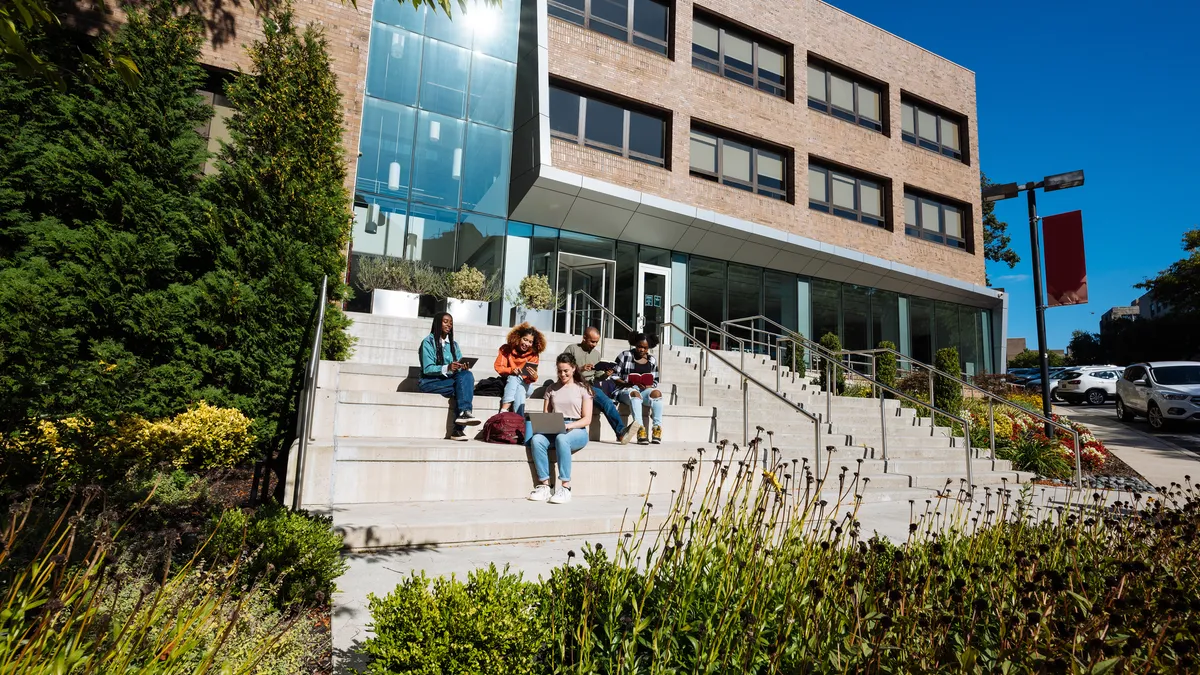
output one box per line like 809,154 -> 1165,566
560,327 -> 640,444
495,322 -> 546,415
611,332 -> 664,445
527,353 -> 593,504
418,312 -> 481,441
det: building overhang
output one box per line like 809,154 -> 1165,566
509,164 -> 1005,310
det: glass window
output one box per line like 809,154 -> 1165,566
410,111 -> 465,208
905,191 -> 967,249
639,245 -> 671,266
909,298 -> 933,364
811,278 -> 840,344
549,0 -> 669,55
374,0 -> 425,33
559,230 -> 614,259
808,160 -> 887,228
550,84 -> 667,166
901,98 -> 965,161
726,263 -> 762,347
690,130 -> 717,173
549,87 -> 581,137
585,97 -> 625,151
367,24 -> 422,106
764,270 -> 798,334
455,213 -> 506,276
471,0 -> 521,62
842,285 -> 871,352
404,203 -> 459,269
692,17 -> 788,98
350,201 -> 407,257
468,53 -> 516,130
871,289 -> 900,348
460,122 -> 510,216
935,301 -> 960,360
689,128 -> 787,200
419,38 -> 471,118
425,4 -> 474,48
687,257 -> 726,346
807,61 -> 883,131
356,97 -> 416,199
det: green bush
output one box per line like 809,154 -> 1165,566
208,501 -> 347,608
875,340 -> 898,390
843,383 -> 874,398
817,332 -> 845,394
998,430 -> 1072,479
933,347 -> 963,424
362,564 -> 545,675
784,339 -> 806,376
445,264 -> 502,302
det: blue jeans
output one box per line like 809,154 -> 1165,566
530,423 -> 589,483
502,375 -> 532,415
592,386 -> 624,436
618,387 -> 663,428
418,371 -> 475,432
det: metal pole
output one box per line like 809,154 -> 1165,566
1027,186 -> 1055,436
928,369 -> 935,418
1072,430 -> 1083,489
776,337 -> 782,393
988,398 -> 996,460
742,376 -> 749,448
879,392 -> 888,461
825,359 -> 833,425
964,419 -> 974,499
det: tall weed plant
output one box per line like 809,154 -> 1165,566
364,433 -> 1200,673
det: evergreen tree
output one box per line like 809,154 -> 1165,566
199,7 -> 354,458
0,6 -> 213,430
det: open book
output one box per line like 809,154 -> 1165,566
627,373 -> 655,388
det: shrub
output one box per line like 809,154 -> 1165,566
513,274 -> 560,311
362,564 -> 545,675
0,496 -> 322,673
445,264 -> 502,302
817,332 -> 845,394
998,430 -> 1073,479
147,401 -> 257,470
875,340 -> 898,391
843,383 -> 874,398
784,339 -> 806,375
354,256 -> 446,296
208,500 -> 347,608
933,347 -> 963,423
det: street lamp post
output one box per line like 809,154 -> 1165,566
983,170 -> 1084,434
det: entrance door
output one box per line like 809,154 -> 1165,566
556,252 -> 616,335
637,263 -> 671,344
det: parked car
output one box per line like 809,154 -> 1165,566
1024,368 -> 1077,401
1057,366 -> 1125,405
1115,361 -> 1200,430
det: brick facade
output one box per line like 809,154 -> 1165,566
545,0 -> 984,285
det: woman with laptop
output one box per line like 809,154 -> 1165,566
495,322 -> 546,415
417,312 -> 481,441
526,353 -> 593,505
611,333 -> 665,445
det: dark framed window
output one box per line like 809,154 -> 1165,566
904,191 -> 967,249
691,16 -> 786,98
548,0 -> 670,56
808,161 -> 885,228
901,99 -> 964,161
807,59 -> 882,132
549,84 -> 668,167
689,127 -> 786,200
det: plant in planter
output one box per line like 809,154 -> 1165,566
444,264 -> 502,325
508,274 -> 561,329
353,257 -> 444,317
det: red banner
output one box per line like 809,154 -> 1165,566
1042,210 -> 1088,307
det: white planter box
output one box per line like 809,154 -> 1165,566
371,289 -> 421,318
513,307 -> 553,331
446,298 -> 490,325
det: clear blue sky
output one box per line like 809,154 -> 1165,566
825,0 -> 1200,350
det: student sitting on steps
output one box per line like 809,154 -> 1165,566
494,322 -> 546,416
417,312 -> 480,441
527,353 -> 593,505
611,332 -> 665,445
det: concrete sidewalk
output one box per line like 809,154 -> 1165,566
1056,404 -> 1200,489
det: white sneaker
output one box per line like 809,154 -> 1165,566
548,486 -> 572,504
619,423 -> 641,445
528,484 -> 551,502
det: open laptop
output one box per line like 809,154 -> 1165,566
526,411 -> 566,435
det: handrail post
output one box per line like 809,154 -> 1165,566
928,368 -> 935,416
880,392 -> 888,461
988,398 -> 996,460
698,350 -> 704,407
1072,430 -> 1083,489
293,274 -> 328,511
742,375 -> 749,448
964,418 -> 974,500
825,359 -> 833,425
776,337 -> 783,394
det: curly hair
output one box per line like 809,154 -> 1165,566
506,322 -> 547,355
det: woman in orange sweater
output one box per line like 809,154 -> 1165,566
496,322 -> 546,415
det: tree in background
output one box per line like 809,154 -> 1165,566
0,6 -> 213,430
1065,330 -> 1104,366
1136,228 -> 1200,316
981,173 -> 1020,286
1007,349 -> 1066,369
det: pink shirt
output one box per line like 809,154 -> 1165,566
545,380 -> 590,419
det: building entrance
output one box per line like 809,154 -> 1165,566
556,252 -> 615,336
637,263 -> 671,345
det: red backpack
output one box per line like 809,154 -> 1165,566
481,412 -> 526,444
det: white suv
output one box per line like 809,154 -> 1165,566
1115,361 -> 1200,430
1057,367 -> 1125,406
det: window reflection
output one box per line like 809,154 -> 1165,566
468,53 -> 516,130
410,111 -> 464,208
456,214 -> 506,276
357,98 -> 416,199
367,24 -> 422,106
405,203 -> 458,269
461,122 -> 510,217
419,38 -> 470,118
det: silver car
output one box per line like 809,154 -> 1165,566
1115,361 -> 1200,430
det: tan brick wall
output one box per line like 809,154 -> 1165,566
546,0 -> 985,285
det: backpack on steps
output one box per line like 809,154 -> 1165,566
481,412 -> 526,444
474,376 -> 505,397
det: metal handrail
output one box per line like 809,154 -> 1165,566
655,321 -> 825,477
839,345 -> 1083,487
671,304 -> 748,376
291,275 -> 328,510
724,315 -> 994,495
569,289 -> 634,357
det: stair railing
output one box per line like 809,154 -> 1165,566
570,289 -> 634,357
666,304 -> 749,377
655,321 -> 825,477
290,275 -> 328,511
840,345 -> 1083,487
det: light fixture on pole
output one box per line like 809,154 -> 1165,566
983,170 -> 1085,433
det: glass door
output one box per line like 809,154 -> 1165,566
556,252 -> 615,335
637,263 -> 671,345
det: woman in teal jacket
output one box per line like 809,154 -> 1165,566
418,312 -> 480,440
